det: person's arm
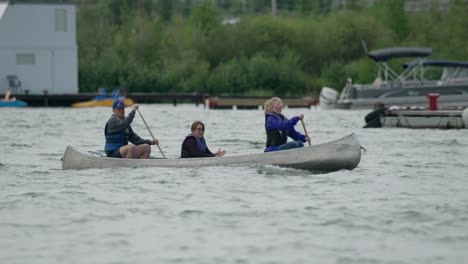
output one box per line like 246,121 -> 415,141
128,126 -> 152,145
204,145 -> 214,155
185,138 -> 215,157
266,115 -> 300,131
288,127 -> 306,142
106,111 -> 136,134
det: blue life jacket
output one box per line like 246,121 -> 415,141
104,124 -> 128,152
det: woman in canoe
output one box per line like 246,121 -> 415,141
181,121 -> 226,158
263,97 -> 310,152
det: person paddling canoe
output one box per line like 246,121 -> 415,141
181,121 -> 226,158
104,99 -> 159,159
263,97 -> 310,152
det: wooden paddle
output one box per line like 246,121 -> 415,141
137,109 -> 166,159
300,119 -> 312,146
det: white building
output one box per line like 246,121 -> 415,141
0,1 -> 78,95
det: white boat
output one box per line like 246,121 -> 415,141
62,133 -> 362,172
321,46 -> 468,109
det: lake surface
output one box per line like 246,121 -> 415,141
1,104 -> 467,264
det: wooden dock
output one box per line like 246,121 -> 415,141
364,107 -> 468,129
4,92 -> 317,108
206,96 -> 317,109
10,93 -> 206,107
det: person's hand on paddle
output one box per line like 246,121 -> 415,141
215,148 -> 226,157
132,104 -> 139,112
298,114 -> 312,146
150,139 -> 159,146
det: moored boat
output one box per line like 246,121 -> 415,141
320,45 -> 468,109
62,133 -> 362,172
72,98 -> 134,108
0,90 -> 27,107
0,99 -> 27,107
71,88 -> 134,108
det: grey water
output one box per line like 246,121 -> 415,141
1,104 -> 467,264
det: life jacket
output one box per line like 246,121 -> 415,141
181,135 -> 197,158
265,113 -> 288,147
104,124 -> 128,152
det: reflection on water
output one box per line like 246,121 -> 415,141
1,105 -> 467,264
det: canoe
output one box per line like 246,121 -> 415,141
62,133 -> 362,172
71,98 -> 134,108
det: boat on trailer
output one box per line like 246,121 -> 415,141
62,133 -> 362,172
320,46 -> 468,109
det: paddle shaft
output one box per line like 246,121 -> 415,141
300,119 -> 311,146
136,109 -> 166,158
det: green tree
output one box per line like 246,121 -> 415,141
76,0 -> 468,95
296,0 -> 314,16
190,2 -> 219,36
157,0 -> 174,22
445,0 -> 468,58
372,0 -> 408,41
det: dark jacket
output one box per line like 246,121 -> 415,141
181,135 -> 215,158
264,113 -> 306,152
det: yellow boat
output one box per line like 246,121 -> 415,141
72,88 -> 134,108
72,98 -> 134,108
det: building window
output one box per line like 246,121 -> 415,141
16,54 -> 35,65
55,8 -> 67,32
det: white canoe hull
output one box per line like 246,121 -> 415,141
62,133 -> 362,172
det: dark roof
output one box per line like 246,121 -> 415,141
367,47 -> 432,62
403,60 -> 468,69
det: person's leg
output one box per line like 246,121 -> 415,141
108,149 -> 123,158
119,145 -> 136,158
278,141 -> 304,151
134,144 -> 151,158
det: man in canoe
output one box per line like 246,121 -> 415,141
181,121 -> 226,158
104,99 -> 159,159
263,97 -> 310,152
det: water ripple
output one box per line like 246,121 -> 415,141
9,143 -> 31,147
10,192 -> 47,198
179,209 -> 204,216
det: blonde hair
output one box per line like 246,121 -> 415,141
264,97 -> 282,115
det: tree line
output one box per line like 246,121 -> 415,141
75,0 -> 468,96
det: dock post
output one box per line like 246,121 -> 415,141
43,90 -> 48,107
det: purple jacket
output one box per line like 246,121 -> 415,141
264,113 -> 306,152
